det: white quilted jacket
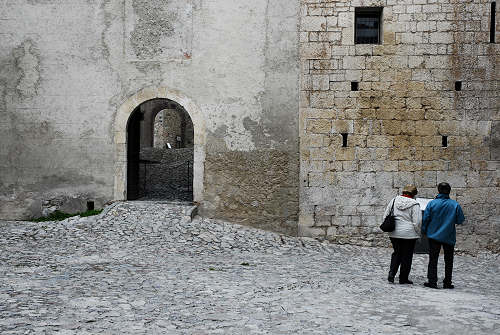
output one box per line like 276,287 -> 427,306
383,196 -> 422,239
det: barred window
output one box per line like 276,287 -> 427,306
355,7 -> 383,44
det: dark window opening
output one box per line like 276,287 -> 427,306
355,7 -> 383,44
86,201 -> 94,211
341,133 -> 348,147
442,136 -> 448,148
351,81 -> 359,91
491,2 -> 496,43
455,81 -> 462,91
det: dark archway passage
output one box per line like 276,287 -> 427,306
126,98 -> 194,201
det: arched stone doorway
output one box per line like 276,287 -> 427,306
127,99 -> 194,200
114,87 -> 205,203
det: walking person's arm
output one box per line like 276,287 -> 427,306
412,203 -> 422,234
456,205 -> 465,225
422,205 -> 431,235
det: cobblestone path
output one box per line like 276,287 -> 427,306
1,202 -> 499,334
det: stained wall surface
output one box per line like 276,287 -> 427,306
0,0 -> 300,233
299,0 -> 499,252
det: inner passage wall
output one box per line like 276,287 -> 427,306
299,0 -> 499,253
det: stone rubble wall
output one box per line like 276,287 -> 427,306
139,147 -> 194,201
154,108 -> 194,149
299,0 -> 500,253
204,150 -> 299,236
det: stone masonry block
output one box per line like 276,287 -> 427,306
331,215 -> 349,227
307,119 -> 331,134
329,81 -> 347,92
342,56 -> 366,70
326,16 -> 338,30
300,43 -> 331,59
349,135 -> 367,147
415,121 -> 438,136
367,135 -> 393,148
311,75 -> 330,90
415,171 -> 437,188
425,55 -> 450,69
359,161 -> 384,172
362,70 -> 380,81
298,225 -> 326,238
383,161 -> 399,172
375,148 -> 389,160
310,92 -> 334,108
389,147 -> 414,161
437,171 -> 467,188
399,160 -> 423,172
341,161 -> 358,171
394,172 -> 415,188
381,121 -> 403,135
356,148 -> 375,161
303,134 -> 325,148
336,148 -> 355,161
429,32 -> 453,44
312,59 -> 338,70
338,11 -> 353,28
415,147 -> 436,161
301,16 -> 327,32
308,172 -> 326,187
421,135 -> 442,147
345,70 -> 362,81
331,120 -> 354,134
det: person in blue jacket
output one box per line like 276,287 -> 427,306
422,182 -> 465,289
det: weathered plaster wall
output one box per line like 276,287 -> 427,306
0,1 -> 120,218
0,0 -> 300,232
299,0 -> 499,253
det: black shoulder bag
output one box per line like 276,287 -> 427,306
380,198 -> 396,232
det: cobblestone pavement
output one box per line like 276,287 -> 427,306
1,202 -> 499,334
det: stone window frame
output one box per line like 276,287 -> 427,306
354,7 -> 383,45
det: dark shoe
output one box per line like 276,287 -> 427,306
424,282 -> 438,289
399,279 -> 413,285
443,283 -> 454,289
388,276 -> 394,283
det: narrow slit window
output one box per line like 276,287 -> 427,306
455,81 -> 462,91
351,81 -> 359,91
341,133 -> 348,147
491,2 -> 496,43
442,136 -> 448,148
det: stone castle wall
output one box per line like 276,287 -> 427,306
0,0 -> 498,253
298,0 -> 499,253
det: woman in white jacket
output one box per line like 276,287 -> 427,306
383,185 -> 422,284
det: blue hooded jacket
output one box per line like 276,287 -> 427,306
422,194 -> 465,245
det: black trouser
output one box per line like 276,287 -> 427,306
427,238 -> 454,285
389,238 -> 417,282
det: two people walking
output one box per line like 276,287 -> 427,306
383,182 -> 465,288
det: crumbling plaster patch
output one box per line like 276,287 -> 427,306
13,39 -> 40,99
126,0 -> 193,61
